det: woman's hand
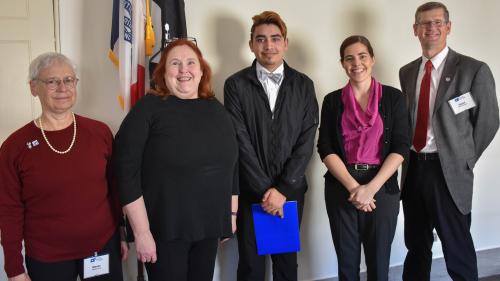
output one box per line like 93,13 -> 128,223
221,210 -> 238,244
134,230 -> 157,263
359,200 -> 377,212
119,226 -> 129,261
123,197 -> 156,263
231,213 -> 237,234
120,241 -> 129,261
349,185 -> 377,211
8,273 -> 31,281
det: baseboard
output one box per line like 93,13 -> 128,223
316,247 -> 500,281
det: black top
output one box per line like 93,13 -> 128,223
224,60 -> 319,201
317,85 -> 410,185
114,94 -> 239,241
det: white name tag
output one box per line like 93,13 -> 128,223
83,253 -> 109,279
448,92 -> 476,115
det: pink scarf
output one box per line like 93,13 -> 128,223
341,78 -> 383,164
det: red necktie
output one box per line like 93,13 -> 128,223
413,60 -> 433,152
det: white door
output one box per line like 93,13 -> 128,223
0,0 -> 56,145
0,1 -> 56,280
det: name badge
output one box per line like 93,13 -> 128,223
83,253 -> 109,279
448,92 -> 476,115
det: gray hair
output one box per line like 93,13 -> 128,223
28,52 -> 77,81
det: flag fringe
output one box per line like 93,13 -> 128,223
108,50 -> 119,67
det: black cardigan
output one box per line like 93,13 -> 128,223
317,85 -> 410,183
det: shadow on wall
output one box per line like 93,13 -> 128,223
211,14 -> 248,103
285,35 -> 311,77
76,0 -> 126,132
211,12 -> 247,281
333,4 -> 392,85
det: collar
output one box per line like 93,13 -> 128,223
256,61 -> 285,81
422,46 -> 449,70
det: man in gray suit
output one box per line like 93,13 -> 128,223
400,2 -> 499,281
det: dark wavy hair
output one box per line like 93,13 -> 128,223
339,35 -> 375,62
150,39 -> 214,99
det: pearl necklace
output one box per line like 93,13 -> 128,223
38,112 -> 77,154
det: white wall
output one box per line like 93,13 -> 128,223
1,1 -> 499,280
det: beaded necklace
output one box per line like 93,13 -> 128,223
38,112 -> 76,154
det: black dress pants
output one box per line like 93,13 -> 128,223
144,238 -> 219,281
26,231 -> 123,281
325,168 -> 400,281
236,193 -> 305,281
402,152 -> 478,281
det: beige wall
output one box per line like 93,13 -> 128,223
1,1 -> 497,281
173,1 -> 500,280
62,1 -> 500,281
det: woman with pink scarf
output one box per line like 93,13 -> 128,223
317,35 -> 409,281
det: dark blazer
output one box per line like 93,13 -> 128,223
317,85 -> 410,187
400,48 -> 499,214
224,60 -> 319,201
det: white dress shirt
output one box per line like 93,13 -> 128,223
256,62 -> 284,113
413,46 -> 449,153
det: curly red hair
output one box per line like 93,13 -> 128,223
150,39 -> 214,99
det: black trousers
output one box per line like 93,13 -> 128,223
402,152 -> 478,281
25,231 -> 123,281
325,168 -> 400,281
144,238 -> 219,281
236,193 -> 305,281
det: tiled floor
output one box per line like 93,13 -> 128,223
321,247 -> 500,281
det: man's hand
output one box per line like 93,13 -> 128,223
261,187 -> 286,217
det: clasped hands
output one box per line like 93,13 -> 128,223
348,184 -> 377,212
261,187 -> 286,218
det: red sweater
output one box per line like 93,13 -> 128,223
0,115 -> 119,277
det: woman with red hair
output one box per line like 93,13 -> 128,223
114,39 -> 238,281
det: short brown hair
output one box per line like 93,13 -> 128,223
150,39 -> 214,99
250,11 -> 287,41
339,35 -> 375,62
415,2 -> 449,24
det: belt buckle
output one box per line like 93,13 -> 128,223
354,164 -> 369,171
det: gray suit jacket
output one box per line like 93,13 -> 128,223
400,48 -> 499,214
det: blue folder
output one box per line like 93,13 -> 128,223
251,201 -> 300,255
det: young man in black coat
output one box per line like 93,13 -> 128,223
224,10 -> 318,281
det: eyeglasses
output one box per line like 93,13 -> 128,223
165,36 -> 197,46
36,76 -> 79,90
416,20 -> 448,28
150,36 -> 198,63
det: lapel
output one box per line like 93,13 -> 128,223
433,49 -> 459,114
405,58 -> 422,126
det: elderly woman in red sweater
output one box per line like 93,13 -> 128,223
0,53 -> 127,281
